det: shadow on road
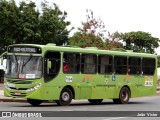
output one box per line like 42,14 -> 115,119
16,101 -> 148,108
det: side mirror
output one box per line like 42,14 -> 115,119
48,60 -> 51,69
47,60 -> 51,74
0,52 -> 7,74
1,52 -> 6,65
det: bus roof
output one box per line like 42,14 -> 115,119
8,44 -> 157,58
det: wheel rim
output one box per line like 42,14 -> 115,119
62,92 -> 70,101
122,91 -> 128,101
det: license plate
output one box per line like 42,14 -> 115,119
14,92 -> 21,95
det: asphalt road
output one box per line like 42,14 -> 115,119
0,95 -> 160,119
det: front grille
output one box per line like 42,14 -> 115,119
6,79 -> 33,92
9,87 -> 28,90
6,79 -> 33,84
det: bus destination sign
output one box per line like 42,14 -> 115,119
14,47 -> 36,53
8,46 -> 42,54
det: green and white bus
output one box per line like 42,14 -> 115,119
3,44 -> 158,106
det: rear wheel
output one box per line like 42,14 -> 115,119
56,88 -> 73,106
88,99 -> 103,104
113,87 -> 130,104
27,99 -> 43,106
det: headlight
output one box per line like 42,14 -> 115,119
4,82 -> 15,90
26,83 -> 42,92
4,84 -> 11,90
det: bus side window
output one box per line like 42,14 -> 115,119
114,56 -> 127,74
98,55 -> 113,74
128,57 -> 141,75
63,53 -> 80,74
142,58 -> 155,75
47,59 -> 60,74
81,54 -> 97,74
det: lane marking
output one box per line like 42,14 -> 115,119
103,117 -> 129,120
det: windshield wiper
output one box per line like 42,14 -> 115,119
12,54 -> 18,63
12,54 -> 18,72
21,55 -> 32,73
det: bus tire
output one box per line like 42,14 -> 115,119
113,87 -> 130,104
27,99 -> 43,106
88,99 -> 103,104
56,88 -> 73,106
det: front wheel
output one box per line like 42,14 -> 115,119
27,99 -> 43,106
113,87 -> 130,104
88,99 -> 103,104
56,88 -> 73,106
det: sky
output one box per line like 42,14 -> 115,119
16,0 -> 160,53
31,0 -> 160,37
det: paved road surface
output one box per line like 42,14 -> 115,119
0,95 -> 159,119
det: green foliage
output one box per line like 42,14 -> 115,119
117,31 -> 160,54
0,0 -> 18,53
16,1 -> 39,44
39,2 -> 72,45
70,32 -> 105,49
0,0 -> 71,54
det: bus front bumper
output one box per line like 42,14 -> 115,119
4,86 -> 44,100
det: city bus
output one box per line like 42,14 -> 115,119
3,43 -> 158,106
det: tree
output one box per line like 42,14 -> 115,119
0,0 -> 18,53
15,1 -> 40,44
69,9 -> 106,49
39,1 -> 72,45
105,31 -> 123,49
116,31 -> 160,54
0,0 -> 71,54
69,9 -> 122,49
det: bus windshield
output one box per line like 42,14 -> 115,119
6,55 -> 42,79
